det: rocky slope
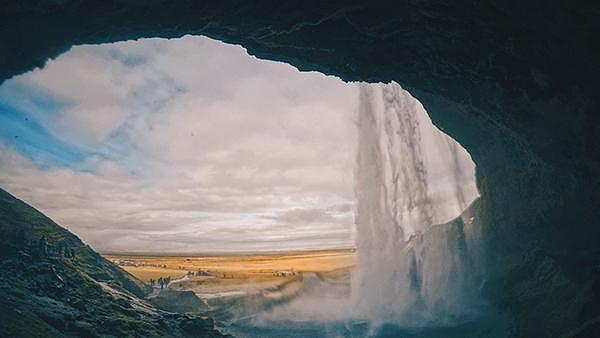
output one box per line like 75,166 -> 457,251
0,187 -> 228,338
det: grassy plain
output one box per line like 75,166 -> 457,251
103,249 -> 356,283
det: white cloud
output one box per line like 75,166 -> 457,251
0,36 -> 358,253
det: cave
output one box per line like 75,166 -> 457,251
1,1 -> 599,337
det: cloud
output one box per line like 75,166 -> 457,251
263,207 -> 353,227
0,35 -> 358,253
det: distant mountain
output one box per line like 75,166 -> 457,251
0,187 -> 229,338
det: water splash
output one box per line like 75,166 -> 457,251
352,82 -> 481,326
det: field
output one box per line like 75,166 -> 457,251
103,249 -> 356,284
104,249 -> 356,330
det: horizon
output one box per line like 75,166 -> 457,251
100,246 -> 356,258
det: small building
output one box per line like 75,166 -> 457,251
275,269 -> 295,277
114,259 -> 141,267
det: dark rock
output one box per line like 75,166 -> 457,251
149,289 -> 209,314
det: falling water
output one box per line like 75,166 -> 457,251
353,82 -> 482,326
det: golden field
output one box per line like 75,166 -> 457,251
103,249 -> 356,283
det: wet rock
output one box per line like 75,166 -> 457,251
149,289 -> 209,314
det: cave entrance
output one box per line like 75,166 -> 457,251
0,34 -> 482,334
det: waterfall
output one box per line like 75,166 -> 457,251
352,82 -> 481,325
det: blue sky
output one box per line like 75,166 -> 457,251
0,77 -> 92,165
0,103 -> 86,168
0,36 -> 358,253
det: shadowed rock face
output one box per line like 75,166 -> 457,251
0,188 -> 228,338
148,290 -> 210,314
1,1 -> 599,337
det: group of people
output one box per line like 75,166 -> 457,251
149,276 -> 171,289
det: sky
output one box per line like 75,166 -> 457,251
0,35 -> 359,253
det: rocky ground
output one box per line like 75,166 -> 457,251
0,188 -> 229,338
